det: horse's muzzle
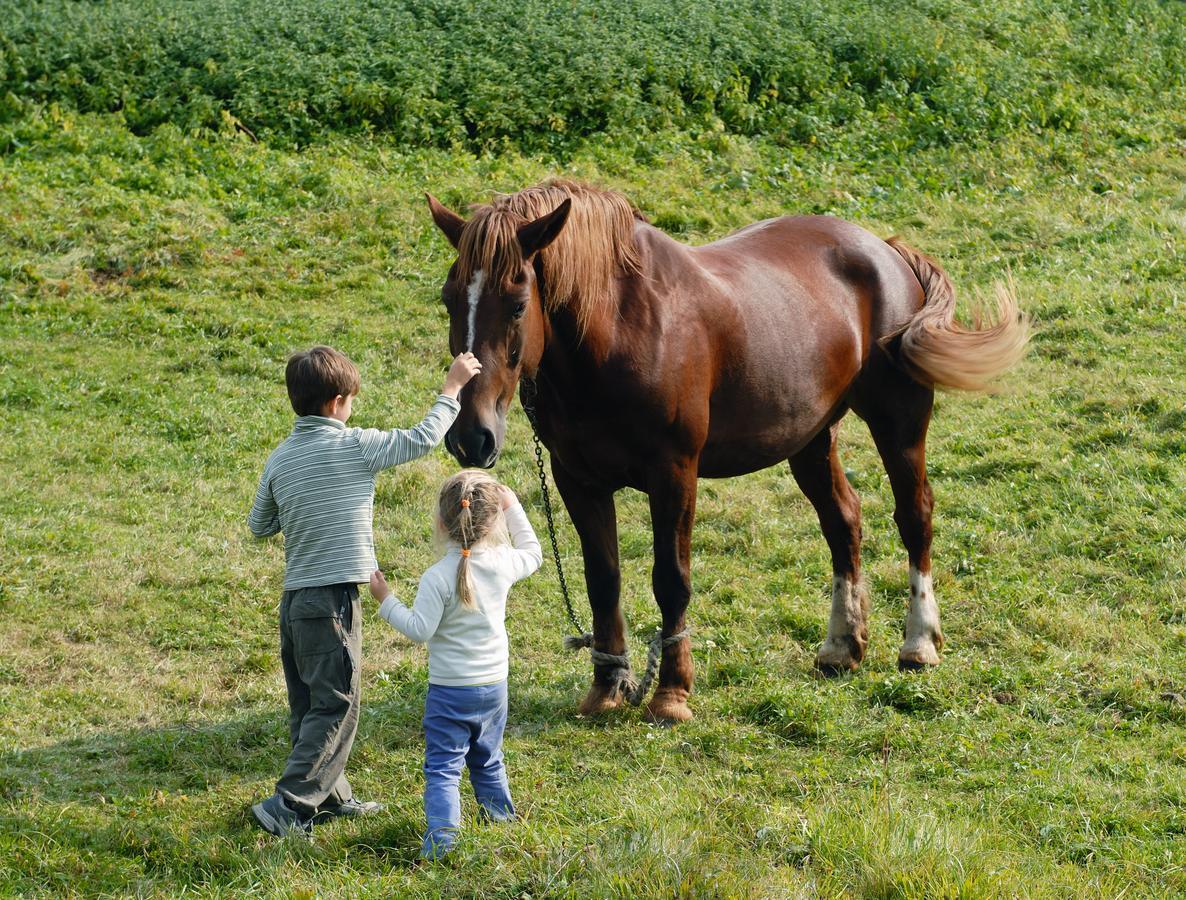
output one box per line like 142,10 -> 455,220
446,427 -> 499,469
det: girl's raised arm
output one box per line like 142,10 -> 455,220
502,501 -> 542,582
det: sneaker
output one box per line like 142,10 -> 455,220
314,797 -> 385,822
251,793 -> 312,838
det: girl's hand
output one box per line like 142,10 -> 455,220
497,485 -> 517,510
369,570 -> 391,602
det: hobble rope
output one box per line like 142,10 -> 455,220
520,378 -> 688,707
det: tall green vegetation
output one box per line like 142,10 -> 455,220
2,0 -> 1184,153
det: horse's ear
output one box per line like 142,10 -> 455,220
426,193 -> 466,249
517,198 -> 572,258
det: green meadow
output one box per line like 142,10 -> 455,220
1,1 -> 1185,896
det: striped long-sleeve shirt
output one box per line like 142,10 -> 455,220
248,395 -> 460,589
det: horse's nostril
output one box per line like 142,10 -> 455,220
446,433 -> 466,463
454,427 -> 496,467
479,430 -> 497,465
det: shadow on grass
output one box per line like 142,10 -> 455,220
0,709 -> 291,802
0,698 -> 498,892
0,798 -> 428,895
0,672 -> 610,802
0,673 -> 654,894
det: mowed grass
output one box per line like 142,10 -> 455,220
1,108 -> 1185,897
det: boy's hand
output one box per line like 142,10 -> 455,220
369,570 -> 391,602
441,352 -> 482,399
497,485 -> 517,510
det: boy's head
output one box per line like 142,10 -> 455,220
286,346 -> 360,418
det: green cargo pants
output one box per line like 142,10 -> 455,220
276,583 -> 361,815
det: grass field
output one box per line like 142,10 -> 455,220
2,4 -> 1186,896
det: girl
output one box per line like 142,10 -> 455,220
369,469 -> 542,860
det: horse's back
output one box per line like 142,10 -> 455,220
695,215 -> 924,339
671,216 -> 926,473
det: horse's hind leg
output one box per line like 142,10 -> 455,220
789,422 -> 868,674
853,370 -> 944,669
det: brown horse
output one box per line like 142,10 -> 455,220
426,180 -> 1026,723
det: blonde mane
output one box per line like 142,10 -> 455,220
456,179 -> 642,336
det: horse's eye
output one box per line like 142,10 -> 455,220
512,271 -> 528,286
509,346 -> 521,366
511,303 -> 527,320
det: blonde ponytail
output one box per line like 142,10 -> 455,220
436,470 -> 509,609
456,549 -> 475,608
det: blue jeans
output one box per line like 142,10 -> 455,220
422,681 -> 515,859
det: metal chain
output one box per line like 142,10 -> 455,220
519,378 -> 588,637
517,377 -> 693,708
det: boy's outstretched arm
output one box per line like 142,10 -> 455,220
247,468 -> 280,537
357,353 -> 482,472
371,570 -> 445,643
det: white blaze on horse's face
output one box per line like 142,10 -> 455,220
465,269 -> 485,353
437,261 -> 533,469
426,192 -> 572,468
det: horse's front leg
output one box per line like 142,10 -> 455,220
550,462 -> 629,715
645,462 -> 698,723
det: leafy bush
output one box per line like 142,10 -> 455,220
1,0 -> 1183,154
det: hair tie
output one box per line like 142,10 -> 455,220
460,498 -> 470,509
460,548 -> 470,558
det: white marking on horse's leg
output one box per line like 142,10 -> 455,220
900,566 -> 943,666
465,269 -> 485,352
815,574 -> 868,672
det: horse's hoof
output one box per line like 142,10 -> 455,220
644,688 -> 693,724
814,636 -> 864,676
898,632 -> 943,670
897,656 -> 933,672
814,660 -> 858,678
897,648 -> 941,670
578,684 -> 625,717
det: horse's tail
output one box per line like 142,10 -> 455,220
883,237 -> 1029,392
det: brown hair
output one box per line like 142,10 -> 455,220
456,179 -> 642,338
285,346 -> 361,416
436,470 -> 509,609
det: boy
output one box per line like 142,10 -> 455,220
247,345 -> 481,836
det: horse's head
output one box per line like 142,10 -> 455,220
426,192 -> 572,468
